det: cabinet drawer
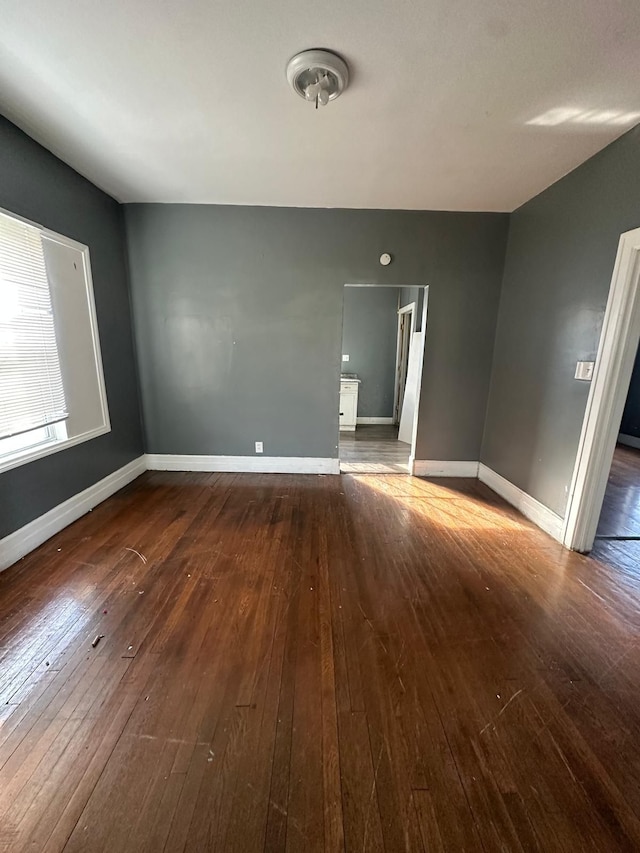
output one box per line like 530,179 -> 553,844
340,382 -> 358,393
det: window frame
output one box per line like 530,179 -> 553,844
0,206 -> 110,474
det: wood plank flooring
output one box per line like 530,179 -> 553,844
340,425 -> 410,473
2,471 -> 640,851
597,443 -> 640,538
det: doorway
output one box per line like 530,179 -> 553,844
338,284 -> 428,474
563,226 -> 640,551
594,340 -> 640,541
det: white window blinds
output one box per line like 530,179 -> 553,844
0,211 -> 68,439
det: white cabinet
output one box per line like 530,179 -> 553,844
339,377 -> 360,431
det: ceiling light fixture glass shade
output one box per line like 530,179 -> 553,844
286,49 -> 349,108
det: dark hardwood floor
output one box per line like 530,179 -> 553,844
339,424 -> 410,473
597,443 -> 640,538
2,471 -> 640,851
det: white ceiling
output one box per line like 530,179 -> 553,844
1,0 -> 640,211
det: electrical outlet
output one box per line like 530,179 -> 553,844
342,354 -> 350,362
255,441 -> 264,454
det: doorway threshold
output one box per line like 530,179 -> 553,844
340,461 -> 410,474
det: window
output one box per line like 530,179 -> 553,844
0,208 -> 110,472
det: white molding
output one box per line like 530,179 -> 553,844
80,242 -> 111,433
413,460 -> 479,478
356,417 -> 394,425
40,235 -> 111,439
0,212 -> 111,476
409,289 -> 429,459
0,424 -> 110,475
146,454 -> 340,475
394,301 -> 416,423
618,433 -> 640,450
0,456 -> 146,573
478,463 -> 564,542
563,227 -> 640,552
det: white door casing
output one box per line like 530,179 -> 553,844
563,226 -> 640,552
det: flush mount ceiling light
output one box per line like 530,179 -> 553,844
286,49 -> 349,108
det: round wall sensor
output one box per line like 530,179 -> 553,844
379,253 -> 392,266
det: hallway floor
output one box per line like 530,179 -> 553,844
596,443 -> 640,538
339,424 -> 411,473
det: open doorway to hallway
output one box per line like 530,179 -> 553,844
338,284 -> 427,473
595,340 -> 640,541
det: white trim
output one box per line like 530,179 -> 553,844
394,302 -> 416,423
339,284 -> 429,474
563,227 -> 640,552
413,460 -> 479,478
0,456 -> 146,572
43,234 -> 111,439
409,290 -> 429,458
0,213 -> 111,475
75,242 -> 110,432
146,454 -> 340,475
0,204 -> 48,232
343,282 -> 426,288
478,464 -> 564,542
0,424 -> 110,474
356,417 -> 394,425
618,433 -> 640,450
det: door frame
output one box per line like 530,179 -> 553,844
393,302 -> 416,424
338,284 -> 429,473
563,226 -> 640,551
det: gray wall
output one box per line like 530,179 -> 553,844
341,286 -> 398,418
482,125 -> 640,517
620,344 -> 640,440
0,117 -> 143,538
125,205 -> 508,461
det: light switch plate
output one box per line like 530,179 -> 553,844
575,361 -> 594,381
255,441 -> 263,453
342,354 -> 350,362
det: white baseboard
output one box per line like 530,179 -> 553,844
478,463 -> 564,542
618,433 -> 640,450
145,454 -> 340,475
413,460 -> 479,478
0,456 -> 146,573
1,453 -> 567,575
356,417 -> 394,425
